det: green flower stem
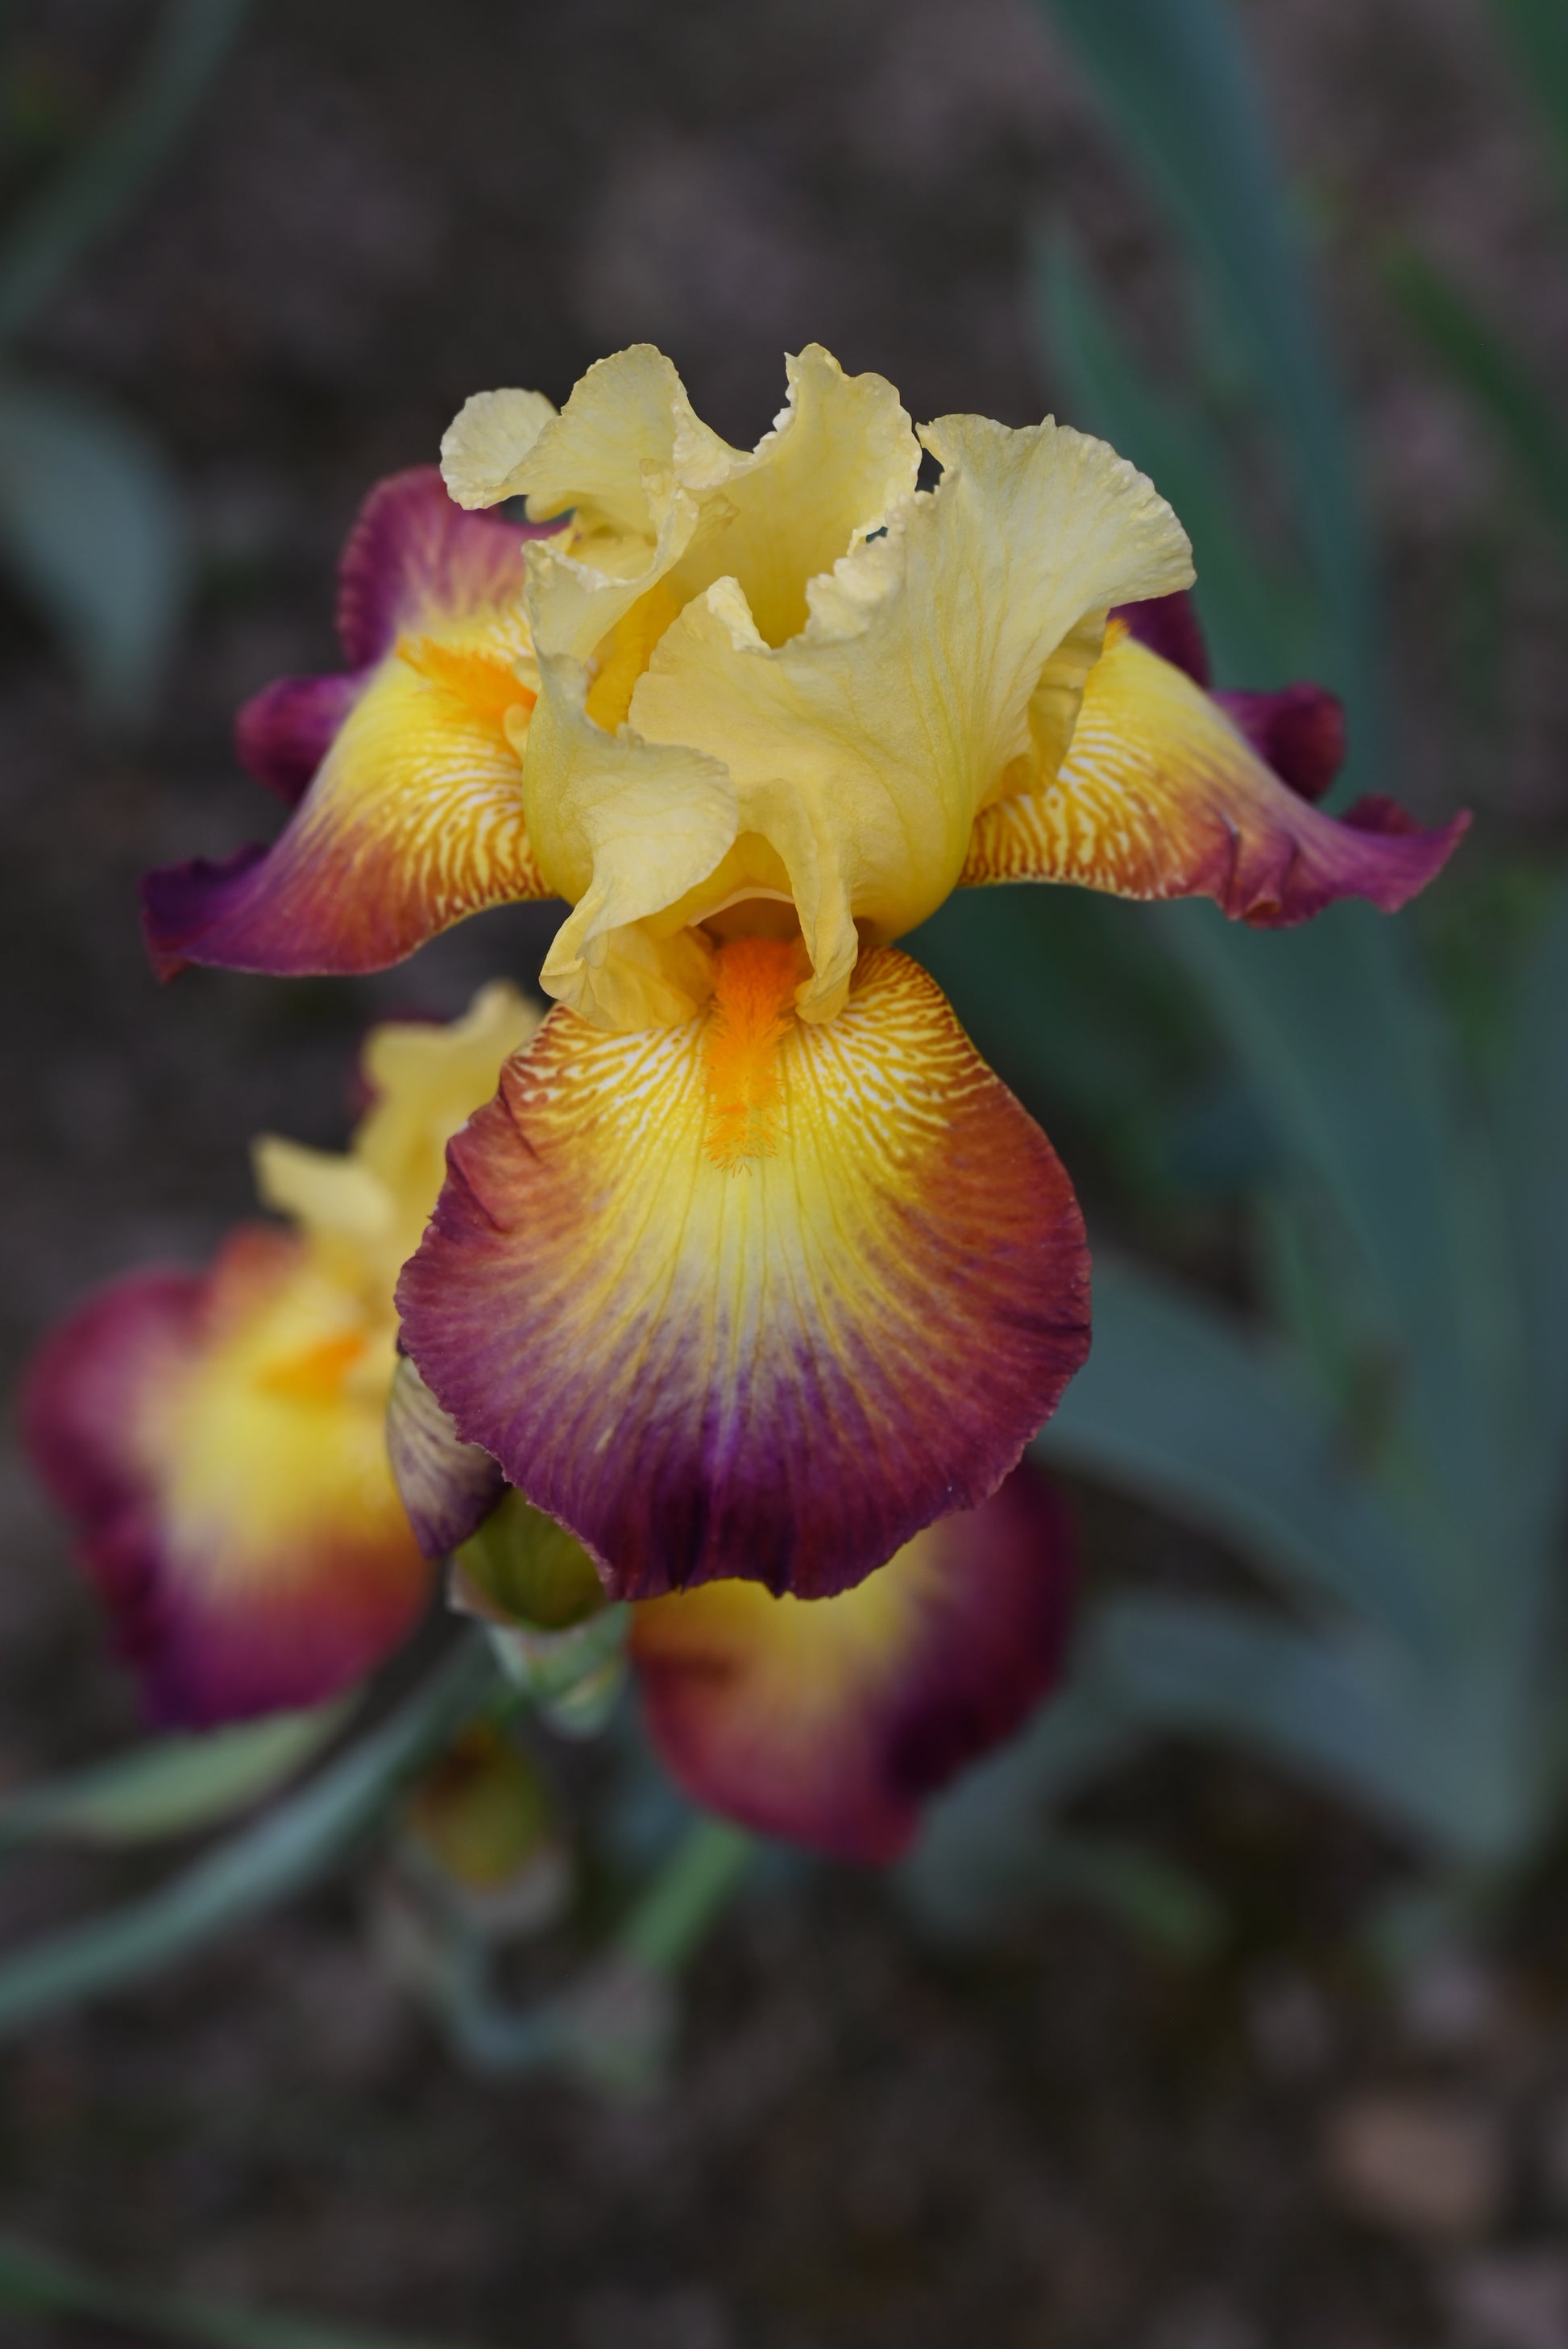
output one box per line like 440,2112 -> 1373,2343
616,1816 -> 755,1974
0,1634 -> 499,2041
426,1816 -> 756,2084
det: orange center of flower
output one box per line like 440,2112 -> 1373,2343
397,636 -> 537,733
703,937 -> 806,1171
256,1328 -> 368,1401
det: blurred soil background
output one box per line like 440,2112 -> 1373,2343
2,0 -> 1568,2343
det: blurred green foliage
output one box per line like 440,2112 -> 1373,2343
908,0 -> 1568,1962
0,0 -> 251,720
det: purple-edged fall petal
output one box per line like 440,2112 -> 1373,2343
630,1463 -> 1075,1863
960,619 -> 1466,922
397,942 -> 1090,1604
21,1234 -> 428,1725
143,469 -> 561,980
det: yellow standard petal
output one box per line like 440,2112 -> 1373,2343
499,348 -> 1190,1028
439,388 -> 559,509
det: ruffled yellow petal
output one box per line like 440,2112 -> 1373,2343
525,672 -> 735,1027
508,345 -> 738,537
439,388 -> 558,510
622,413 -> 1191,1019
355,982 -> 542,1260
441,346 -> 924,1027
475,347 -> 1188,1026
666,345 -> 919,646
254,982 -> 541,1305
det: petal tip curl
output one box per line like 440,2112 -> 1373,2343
440,388 -> 558,511
141,844 -> 271,981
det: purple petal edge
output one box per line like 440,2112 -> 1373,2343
335,466 -> 560,670
1216,682 -> 1347,805
235,671 -> 365,807
140,843 -> 271,981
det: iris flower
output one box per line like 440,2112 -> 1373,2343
140,347 -> 1464,1610
23,986 -> 536,1722
24,996 -> 1073,1862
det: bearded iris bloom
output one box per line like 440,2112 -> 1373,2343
140,346 -> 1464,1609
24,998 -> 1074,1861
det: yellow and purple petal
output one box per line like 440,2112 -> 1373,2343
960,618 -> 1466,922
1212,680 -> 1347,806
143,469 -> 558,980
397,942 -> 1089,1604
1114,589 -> 1348,805
22,1231 -> 430,1725
629,1463 -> 1074,1862
386,1353 -> 506,1559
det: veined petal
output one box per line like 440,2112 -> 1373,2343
397,944 -> 1089,1603
22,1233 -> 429,1725
960,622 -> 1467,921
630,1463 -> 1074,1862
143,471 -> 557,980
621,410 -> 1192,1020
